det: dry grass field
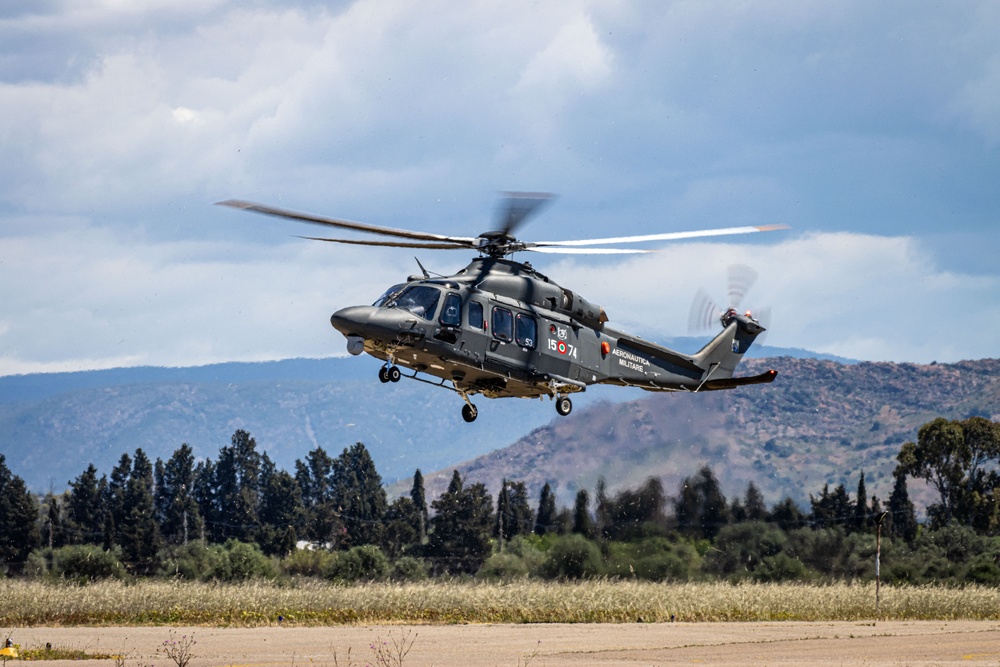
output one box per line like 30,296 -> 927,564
4,581 -> 1000,665
3,579 -> 1000,626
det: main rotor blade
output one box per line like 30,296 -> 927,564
528,246 -> 659,255
217,199 -> 476,245
532,223 -> 789,247
296,236 -> 472,250
493,192 -> 555,237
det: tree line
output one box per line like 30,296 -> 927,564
1,416 -> 997,584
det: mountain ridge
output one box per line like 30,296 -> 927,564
410,357 -> 1000,511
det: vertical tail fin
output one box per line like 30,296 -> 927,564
691,311 -> 766,381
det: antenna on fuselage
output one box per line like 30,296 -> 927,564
414,257 -> 431,279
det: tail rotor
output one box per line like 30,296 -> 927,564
688,265 -> 771,341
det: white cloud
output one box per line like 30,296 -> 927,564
547,232 -> 1000,364
0,221 -> 403,374
1,1 -> 999,373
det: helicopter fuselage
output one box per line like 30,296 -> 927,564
329,257 -> 776,421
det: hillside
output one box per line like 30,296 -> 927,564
0,357 -> 613,491
415,357 -> 1000,510
0,339 -> 836,492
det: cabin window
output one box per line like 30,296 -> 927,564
440,293 -> 462,327
468,301 -> 485,330
515,314 -> 537,349
492,307 -> 513,342
392,285 -> 440,320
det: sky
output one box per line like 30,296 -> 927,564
1,0 -> 999,376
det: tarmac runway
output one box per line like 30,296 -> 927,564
8,621 -> 1000,666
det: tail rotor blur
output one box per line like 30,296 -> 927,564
689,264 -> 771,342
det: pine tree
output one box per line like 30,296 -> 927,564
572,489 -> 593,537
810,483 -> 853,529
193,458 -> 219,542
744,482 -> 768,522
674,466 -> 727,540
854,472 -> 869,532
428,471 -> 494,575
767,497 -> 806,531
595,477 -> 611,539
887,469 -> 918,542
258,469 -> 306,556
699,467 -> 729,539
214,429 -> 262,543
295,446 -> 337,545
66,464 -> 104,545
0,455 -> 40,573
508,481 -> 534,537
158,444 -> 203,546
331,442 -> 387,548
44,493 -> 64,549
382,496 -> 420,558
494,478 -> 511,542
105,452 -> 132,545
410,469 -> 428,544
119,449 -> 163,575
534,482 -> 558,536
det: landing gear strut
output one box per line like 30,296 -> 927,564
459,391 -> 478,423
555,395 -> 573,416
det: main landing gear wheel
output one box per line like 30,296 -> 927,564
555,396 -> 573,416
462,403 -> 478,423
378,366 -> 401,383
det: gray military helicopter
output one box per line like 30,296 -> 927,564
219,194 -> 784,422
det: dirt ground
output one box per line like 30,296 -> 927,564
7,621 -> 1000,667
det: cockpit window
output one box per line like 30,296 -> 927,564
440,293 -> 462,327
373,283 -> 407,307
391,285 -> 441,320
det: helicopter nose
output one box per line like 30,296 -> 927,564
330,306 -> 376,337
330,306 -> 424,343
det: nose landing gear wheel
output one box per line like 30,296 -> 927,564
462,403 -> 478,423
555,396 -> 573,416
378,367 -> 391,383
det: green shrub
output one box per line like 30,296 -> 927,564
159,541 -> 275,581
605,537 -> 700,581
540,534 -> 604,580
704,522 -> 787,579
477,553 -> 530,581
326,545 -> 389,582
389,556 -> 428,582
281,547 -> 336,577
160,542 -> 228,580
225,540 -> 276,581
755,553 -> 810,582
28,545 -> 127,581
965,555 -> 1000,585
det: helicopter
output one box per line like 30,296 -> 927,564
218,193 -> 785,422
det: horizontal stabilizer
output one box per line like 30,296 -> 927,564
700,369 -> 778,391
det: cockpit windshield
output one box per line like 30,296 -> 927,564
373,284 -> 407,307
385,285 -> 441,320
